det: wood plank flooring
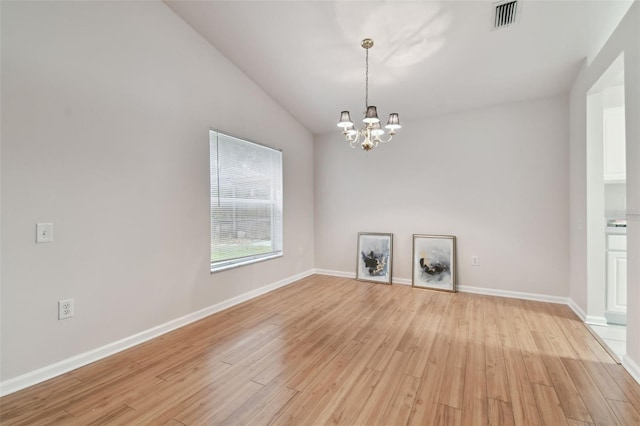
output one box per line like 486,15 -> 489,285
2,274 -> 640,425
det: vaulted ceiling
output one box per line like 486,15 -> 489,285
165,1 -> 633,135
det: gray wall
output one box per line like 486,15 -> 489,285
314,96 -> 570,297
1,1 -> 314,381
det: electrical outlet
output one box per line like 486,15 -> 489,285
58,299 -> 74,320
471,256 -> 480,266
36,223 -> 54,243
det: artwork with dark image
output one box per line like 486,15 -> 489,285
412,234 -> 456,292
356,233 -> 393,284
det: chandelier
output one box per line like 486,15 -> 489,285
337,38 -> 401,152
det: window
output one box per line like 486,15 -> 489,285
210,130 -> 283,272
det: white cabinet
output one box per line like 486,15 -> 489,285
605,234 -> 626,325
607,250 -> 627,312
603,107 -> 626,182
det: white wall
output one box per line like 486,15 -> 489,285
0,1 -> 314,382
569,1 -> 640,372
605,183 -> 627,218
314,96 -> 569,297
585,91 -> 607,322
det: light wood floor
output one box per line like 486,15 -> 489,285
2,275 -> 640,425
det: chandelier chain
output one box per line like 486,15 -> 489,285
365,46 -> 369,110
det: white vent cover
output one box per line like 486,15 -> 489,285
492,0 -> 519,29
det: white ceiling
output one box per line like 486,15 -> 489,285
165,0 -> 633,135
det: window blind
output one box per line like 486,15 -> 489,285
210,130 -> 283,271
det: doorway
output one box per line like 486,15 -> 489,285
586,53 -> 627,359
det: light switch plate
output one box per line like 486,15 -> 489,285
36,223 -> 54,243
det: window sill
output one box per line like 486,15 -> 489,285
210,252 -> 283,274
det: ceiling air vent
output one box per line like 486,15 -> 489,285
492,0 -> 519,29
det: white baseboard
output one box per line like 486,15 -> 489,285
623,355 -> 640,385
0,269 -> 315,397
567,299 -> 588,321
457,285 -> 569,304
315,270 -> 568,304
314,269 -> 355,279
585,315 -> 608,326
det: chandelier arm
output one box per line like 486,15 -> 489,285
377,133 -> 393,144
349,131 -> 362,148
344,128 -> 362,147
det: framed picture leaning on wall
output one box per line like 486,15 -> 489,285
356,232 -> 393,285
412,234 -> 456,292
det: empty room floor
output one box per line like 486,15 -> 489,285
1,275 -> 640,425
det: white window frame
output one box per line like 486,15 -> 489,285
210,129 -> 283,273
